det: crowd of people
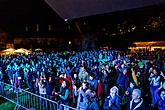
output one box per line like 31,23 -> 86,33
0,49 -> 164,110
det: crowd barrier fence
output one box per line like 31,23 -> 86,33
0,81 -> 76,110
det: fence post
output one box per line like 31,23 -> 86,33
0,82 -> 76,110
17,88 -> 19,106
14,88 -> 19,110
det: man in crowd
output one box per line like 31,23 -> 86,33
126,88 -> 148,110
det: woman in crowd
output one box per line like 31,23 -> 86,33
148,67 -> 161,107
56,80 -> 70,110
103,86 -> 121,110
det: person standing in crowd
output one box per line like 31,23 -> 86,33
101,70 -> 108,96
103,86 -> 121,110
72,81 -> 79,108
122,82 -> 135,109
0,67 -> 4,95
14,66 -> 22,92
87,73 -> 98,91
72,72 -> 81,107
59,73 -> 73,104
65,65 -> 75,77
148,67 -> 161,107
126,88 -> 148,110
34,76 -> 39,95
155,81 -> 165,110
116,67 -> 129,97
38,74 -> 47,110
53,67 -> 61,93
91,64 -> 99,79
46,75 -> 56,110
5,64 -> 13,84
56,80 -> 70,110
77,82 -> 90,110
79,66 -> 88,82
97,79 -> 103,109
23,67 -> 30,89
87,90 -> 99,110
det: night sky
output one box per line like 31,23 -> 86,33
0,0 -> 64,32
0,0 -> 165,38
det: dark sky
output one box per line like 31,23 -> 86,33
0,0 -> 165,34
0,0 -> 64,32
0,0 -> 164,24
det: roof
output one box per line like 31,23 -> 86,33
46,0 -> 165,19
0,0 -> 165,40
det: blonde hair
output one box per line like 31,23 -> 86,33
110,86 -> 119,95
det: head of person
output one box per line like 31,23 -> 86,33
66,66 -> 70,70
103,70 -> 107,75
160,90 -> 165,100
105,64 -> 109,69
82,82 -> 89,90
63,73 -> 67,78
81,66 -> 85,72
73,72 -> 78,79
153,68 -> 158,75
62,80 -> 67,88
98,79 -> 101,83
130,82 -> 135,88
162,82 -> 165,89
94,65 -> 97,69
110,86 -> 119,98
49,75 -> 52,83
89,73 -> 94,80
132,89 -> 141,100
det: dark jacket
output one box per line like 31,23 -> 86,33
116,71 -> 129,90
126,98 -> 148,110
155,89 -> 165,110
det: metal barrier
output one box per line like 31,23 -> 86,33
0,81 -> 16,103
0,82 -> 76,110
59,104 -> 77,110
16,88 -> 59,110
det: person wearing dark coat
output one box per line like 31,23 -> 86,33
155,82 -> 165,110
116,68 -> 129,97
126,89 -> 148,110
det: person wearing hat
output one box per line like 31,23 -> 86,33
103,86 -> 121,110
